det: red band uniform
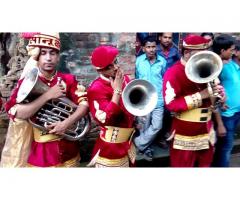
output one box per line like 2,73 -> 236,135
163,35 -> 216,167
1,33 -> 88,167
5,71 -> 88,167
87,46 -> 136,167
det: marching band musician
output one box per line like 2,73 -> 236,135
163,34 -> 226,167
0,33 -> 89,167
87,45 -> 136,167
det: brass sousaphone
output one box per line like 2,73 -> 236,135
122,79 -> 158,116
17,67 -> 91,141
185,50 -> 223,107
185,50 -> 223,84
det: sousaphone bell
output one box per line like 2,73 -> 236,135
122,79 -> 158,116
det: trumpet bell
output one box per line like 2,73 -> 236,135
122,79 -> 158,116
185,51 -> 223,84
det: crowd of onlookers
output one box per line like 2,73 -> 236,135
134,32 -> 240,167
1,32 -> 239,168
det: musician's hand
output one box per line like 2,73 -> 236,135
199,88 -> 210,99
45,84 -> 66,101
211,82 -> 228,110
110,68 -> 124,92
26,46 -> 40,61
215,84 -> 226,103
46,121 -> 67,135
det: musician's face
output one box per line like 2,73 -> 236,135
184,49 -> 201,62
38,48 -> 60,73
98,58 -> 119,79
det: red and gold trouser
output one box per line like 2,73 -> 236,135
170,144 -> 214,167
89,126 -> 136,167
27,154 -> 80,168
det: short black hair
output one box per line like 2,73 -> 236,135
200,32 -> 214,39
212,34 -> 235,55
142,36 -> 157,46
235,40 -> 240,51
157,33 -> 163,38
232,40 -> 240,59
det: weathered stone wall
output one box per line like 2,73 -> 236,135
0,32 -> 136,161
0,33 -> 30,157
59,33 -> 136,86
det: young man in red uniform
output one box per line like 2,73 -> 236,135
163,34 -> 226,167
87,45 -> 136,167
1,33 -> 88,167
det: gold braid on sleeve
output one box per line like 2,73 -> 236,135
184,92 -> 202,109
75,84 -> 88,106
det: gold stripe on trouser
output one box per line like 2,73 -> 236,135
33,127 -> 61,143
175,108 -> 212,123
101,126 -> 135,143
95,156 -> 129,167
26,154 -> 81,168
0,118 -> 33,167
173,127 -> 215,151
95,145 -> 136,167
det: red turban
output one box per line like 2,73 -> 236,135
183,34 -> 210,50
91,46 -> 119,70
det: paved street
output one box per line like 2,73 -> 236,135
230,153 -> 240,167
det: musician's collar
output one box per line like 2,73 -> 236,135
39,70 -> 57,81
100,74 -> 111,82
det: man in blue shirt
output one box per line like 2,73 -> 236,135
156,33 -> 180,72
134,36 -> 167,161
212,34 -> 240,167
136,33 -> 158,57
156,33 -> 181,148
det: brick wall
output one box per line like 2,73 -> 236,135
58,33 -> 136,87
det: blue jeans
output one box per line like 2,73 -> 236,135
134,107 -> 164,152
213,111 -> 240,167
